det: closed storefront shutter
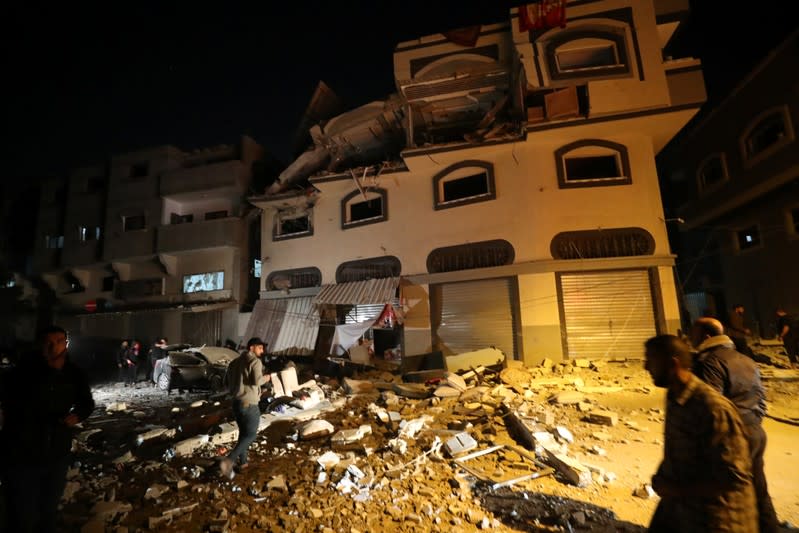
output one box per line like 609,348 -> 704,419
434,278 -> 517,358
559,270 -> 656,359
182,310 -> 222,347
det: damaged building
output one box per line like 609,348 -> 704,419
33,136 -> 264,355
247,0 -> 706,366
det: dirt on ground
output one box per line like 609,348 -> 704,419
57,343 -> 799,532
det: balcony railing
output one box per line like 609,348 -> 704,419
157,217 -> 242,253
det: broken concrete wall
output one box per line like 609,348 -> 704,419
401,282 -> 433,355
518,272 -> 564,366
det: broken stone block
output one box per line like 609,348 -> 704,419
299,419 -> 334,440
540,358 -> 554,369
549,391 -> 585,405
144,484 -> 170,500
542,446 -> 592,487
445,432 -> 478,457
112,451 -> 134,465
317,451 -> 341,469
434,385 -> 461,398
591,431 -> 612,441
587,410 -> 619,427
393,382 -> 430,399
555,426 -> 574,443
344,378 -> 375,394
136,426 -> 177,445
573,359 -> 591,368
446,373 -> 467,391
388,438 -> 408,454
280,366 -> 299,396
399,415 -> 432,439
577,401 -> 592,412
331,424 -> 372,444
267,475 -> 287,491
572,511 -> 587,526
174,434 -> 211,456
634,484 -> 656,498
105,402 -> 126,412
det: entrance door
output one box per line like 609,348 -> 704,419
559,270 -> 657,359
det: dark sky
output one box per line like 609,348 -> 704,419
5,1 -> 797,182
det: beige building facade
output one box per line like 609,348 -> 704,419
249,0 -> 705,366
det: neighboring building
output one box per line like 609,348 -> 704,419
657,29 -> 799,336
32,136 -> 264,348
248,0 -> 706,366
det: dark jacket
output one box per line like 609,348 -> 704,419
693,335 -> 766,426
0,353 -> 95,463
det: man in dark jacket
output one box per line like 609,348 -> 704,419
690,317 -> 778,533
0,325 -> 95,532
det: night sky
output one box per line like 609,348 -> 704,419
5,2 -> 796,182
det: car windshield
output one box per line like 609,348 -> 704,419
187,346 -> 238,365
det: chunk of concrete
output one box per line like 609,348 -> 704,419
280,366 -> 299,396
344,378 -> 375,394
434,385 -> 461,398
300,419 -> 335,440
445,432 -> 478,457
331,424 -> 372,444
542,446 -> 592,487
105,402 -> 127,412
634,484 -> 656,498
267,475 -> 287,491
174,434 -> 211,457
587,410 -> 618,427
445,373 -> 468,392
317,451 -> 341,469
573,359 -> 591,368
144,484 -> 170,500
549,391 -> 585,405
392,382 -> 430,399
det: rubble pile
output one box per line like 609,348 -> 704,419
58,352 -> 799,531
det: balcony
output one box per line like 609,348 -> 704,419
157,217 -> 243,254
664,58 -> 706,107
160,160 -> 244,199
103,229 -> 156,261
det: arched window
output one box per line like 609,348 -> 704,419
555,139 -> 631,188
427,240 -> 515,273
341,188 -> 387,229
336,256 -> 401,283
266,267 -> 322,291
432,160 -> 496,210
696,153 -> 728,193
543,24 -> 632,81
550,228 -> 655,259
740,106 -> 794,164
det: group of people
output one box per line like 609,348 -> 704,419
726,304 -> 799,369
647,316 -> 779,532
116,337 -> 169,386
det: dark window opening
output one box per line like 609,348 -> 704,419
745,113 -> 787,159
699,156 -> 725,190
63,272 -> 84,293
45,235 -> 64,249
266,267 -> 322,291
86,177 -> 105,193
205,210 -> 228,220
565,155 -> 620,181
130,163 -> 149,179
170,213 -> 193,224
550,228 -> 655,259
442,172 -> 490,203
336,256 -> 401,283
115,278 -> 163,299
280,215 -> 310,235
427,240 -> 515,273
736,226 -> 761,251
350,198 -> 383,222
124,215 -> 145,232
557,45 -> 618,71
78,226 -> 101,241
102,276 -> 115,292
791,207 -> 799,234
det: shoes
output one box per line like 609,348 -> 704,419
219,458 -> 235,480
235,463 -> 250,473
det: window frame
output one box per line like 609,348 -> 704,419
545,28 -> 631,81
740,105 -> 794,167
182,271 -> 225,294
336,256 -> 401,283
432,160 -> 496,210
273,210 -> 313,241
696,153 -> 729,194
426,239 -> 515,274
266,267 -> 322,291
733,224 -> 763,254
123,215 -> 146,232
555,139 -> 631,189
341,188 -> 388,229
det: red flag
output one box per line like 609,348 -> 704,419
518,1 -> 567,32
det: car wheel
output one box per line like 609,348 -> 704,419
209,374 -> 224,392
157,372 -> 170,391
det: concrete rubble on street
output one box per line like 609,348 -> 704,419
56,343 -> 799,531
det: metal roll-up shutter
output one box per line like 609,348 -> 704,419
560,270 -> 656,359
435,278 -> 517,358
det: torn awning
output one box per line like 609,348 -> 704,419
243,296 -> 320,356
312,277 -> 400,306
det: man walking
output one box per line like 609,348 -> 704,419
727,304 -> 754,358
776,306 -> 799,369
690,317 -> 778,532
0,326 -> 95,532
220,337 -> 267,478
644,334 -> 756,533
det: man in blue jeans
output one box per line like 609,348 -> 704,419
220,337 -> 267,478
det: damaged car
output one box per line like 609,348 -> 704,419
153,345 -> 238,393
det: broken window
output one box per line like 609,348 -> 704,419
545,27 -> 631,81
336,256 -> 401,283
341,189 -> 387,229
743,108 -> 791,161
555,140 -> 631,188
266,267 -> 321,291
735,225 -> 761,252
274,211 -> 312,240
170,213 -> 193,224
433,161 -> 495,209
427,240 -> 515,273
556,42 -> 619,71
697,154 -> 727,192
123,215 -> 145,231
550,228 -> 655,259
182,271 -> 224,293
